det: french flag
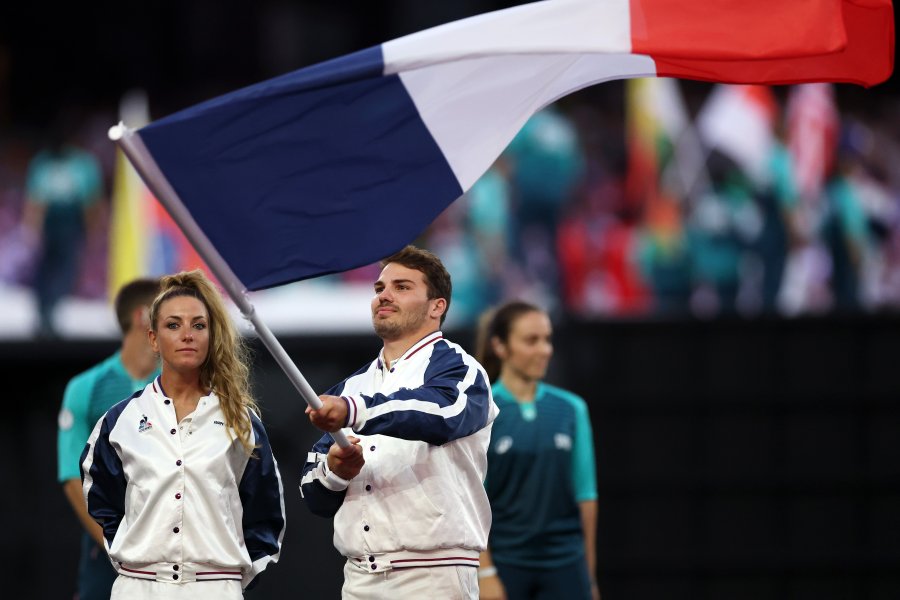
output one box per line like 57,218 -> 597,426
122,0 -> 894,292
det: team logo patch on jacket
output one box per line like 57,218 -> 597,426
138,415 -> 153,433
58,408 -> 74,431
554,433 -> 572,450
494,436 -> 513,455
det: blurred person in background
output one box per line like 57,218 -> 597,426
505,107 -> 585,309
635,194 -> 694,315
57,277 -> 161,600
23,113 -> 103,337
301,245 -> 497,599
820,146 -> 872,312
0,140 -> 36,285
81,271 -> 285,599
476,301 -> 599,600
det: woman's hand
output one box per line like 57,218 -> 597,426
479,573 -> 506,600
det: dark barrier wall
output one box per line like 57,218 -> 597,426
2,317 -> 898,599
560,318 -> 900,600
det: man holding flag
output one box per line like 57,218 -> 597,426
300,246 -> 498,599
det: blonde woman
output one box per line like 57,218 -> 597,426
81,270 -> 285,600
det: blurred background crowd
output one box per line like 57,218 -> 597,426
1,1 -> 898,339
2,79 -> 899,337
423,81 -> 900,323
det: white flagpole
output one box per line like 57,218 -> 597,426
109,123 -> 350,449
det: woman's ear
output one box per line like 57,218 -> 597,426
490,335 -> 507,360
148,328 -> 159,354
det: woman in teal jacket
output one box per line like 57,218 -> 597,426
476,301 -> 599,600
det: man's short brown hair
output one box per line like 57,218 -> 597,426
381,245 -> 452,325
114,278 -> 162,334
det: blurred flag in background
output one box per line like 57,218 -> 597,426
108,91 -> 207,300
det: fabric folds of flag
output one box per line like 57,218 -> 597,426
132,0 -> 894,291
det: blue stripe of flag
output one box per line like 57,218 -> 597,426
139,45 -> 463,290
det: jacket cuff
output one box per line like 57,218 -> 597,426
344,395 -> 368,431
321,460 -> 351,491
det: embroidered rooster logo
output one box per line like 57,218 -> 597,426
138,414 -> 153,433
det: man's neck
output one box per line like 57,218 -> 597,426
381,327 -> 440,365
120,329 -> 157,381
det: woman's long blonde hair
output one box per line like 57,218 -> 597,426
150,270 -> 258,453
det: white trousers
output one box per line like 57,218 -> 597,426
111,575 -> 243,599
342,560 -> 478,600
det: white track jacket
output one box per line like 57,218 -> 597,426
300,331 -> 499,571
81,378 -> 285,589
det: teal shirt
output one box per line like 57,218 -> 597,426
26,147 -> 102,209
485,381 -> 597,568
57,352 -> 159,482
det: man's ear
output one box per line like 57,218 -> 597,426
132,306 -> 150,333
431,297 -> 447,320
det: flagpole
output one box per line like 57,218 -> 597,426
109,123 -> 350,449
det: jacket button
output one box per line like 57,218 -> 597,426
371,564 -> 377,570
369,446 -> 375,452
173,527 -> 180,534
365,485 -> 372,491
363,525 -> 370,532
175,493 -> 181,500
172,574 -> 179,580
170,428 -> 176,435
176,460 -> 182,466
173,565 -> 179,571
368,556 -> 375,562
164,399 -> 170,405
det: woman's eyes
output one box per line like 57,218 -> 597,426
165,322 -> 206,330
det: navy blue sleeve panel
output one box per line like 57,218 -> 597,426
239,413 -> 286,571
301,481 -> 347,518
323,380 -> 347,397
322,361 -> 369,397
357,343 -> 491,445
299,433 -> 346,518
83,400 -> 131,546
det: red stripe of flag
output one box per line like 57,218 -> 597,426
653,0 -> 894,87
631,0 -> 847,59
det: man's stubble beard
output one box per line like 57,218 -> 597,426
373,319 -> 402,340
372,302 -> 430,341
